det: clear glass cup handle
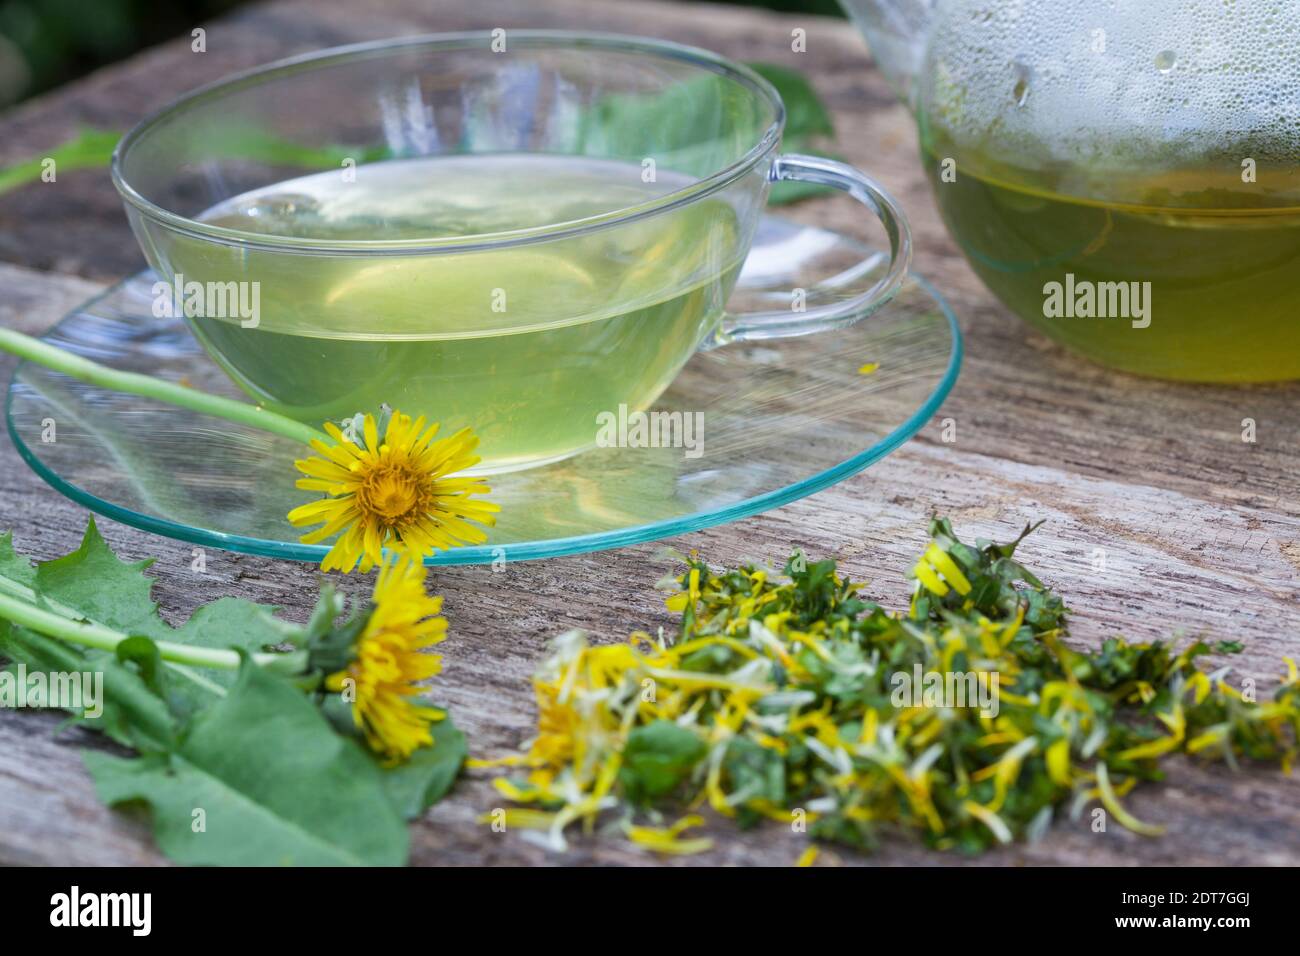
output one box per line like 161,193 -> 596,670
711,153 -> 912,346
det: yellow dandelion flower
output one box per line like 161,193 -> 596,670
624,815 -> 713,856
529,681 -> 581,770
325,555 -> 448,761
912,541 -> 972,597
288,411 -> 499,573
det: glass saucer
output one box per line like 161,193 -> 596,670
6,215 -> 960,565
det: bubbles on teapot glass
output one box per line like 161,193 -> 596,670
1011,61 -> 1032,107
917,0 -> 1300,175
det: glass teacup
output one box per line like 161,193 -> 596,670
113,32 -> 910,472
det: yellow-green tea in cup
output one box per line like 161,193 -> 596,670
169,155 -> 744,472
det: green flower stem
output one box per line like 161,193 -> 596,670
0,589 -> 305,674
165,662 -> 231,697
0,572 -> 238,697
0,327 -> 329,447
0,129 -> 121,197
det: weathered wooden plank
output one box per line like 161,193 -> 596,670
0,265 -> 1296,865
0,0 -> 1296,866
0,713 -> 164,867
5,431 -> 1298,866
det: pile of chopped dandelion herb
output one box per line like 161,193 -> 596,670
487,518 -> 1299,855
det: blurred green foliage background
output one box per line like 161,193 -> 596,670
0,0 -> 242,106
0,0 -> 844,109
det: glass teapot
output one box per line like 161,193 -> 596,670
840,0 -> 1300,382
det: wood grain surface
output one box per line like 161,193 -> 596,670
0,0 -> 1296,866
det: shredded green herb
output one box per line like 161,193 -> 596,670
487,518 -> 1299,855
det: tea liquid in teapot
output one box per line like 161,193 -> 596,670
846,0 -> 1300,381
920,137 -> 1300,382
